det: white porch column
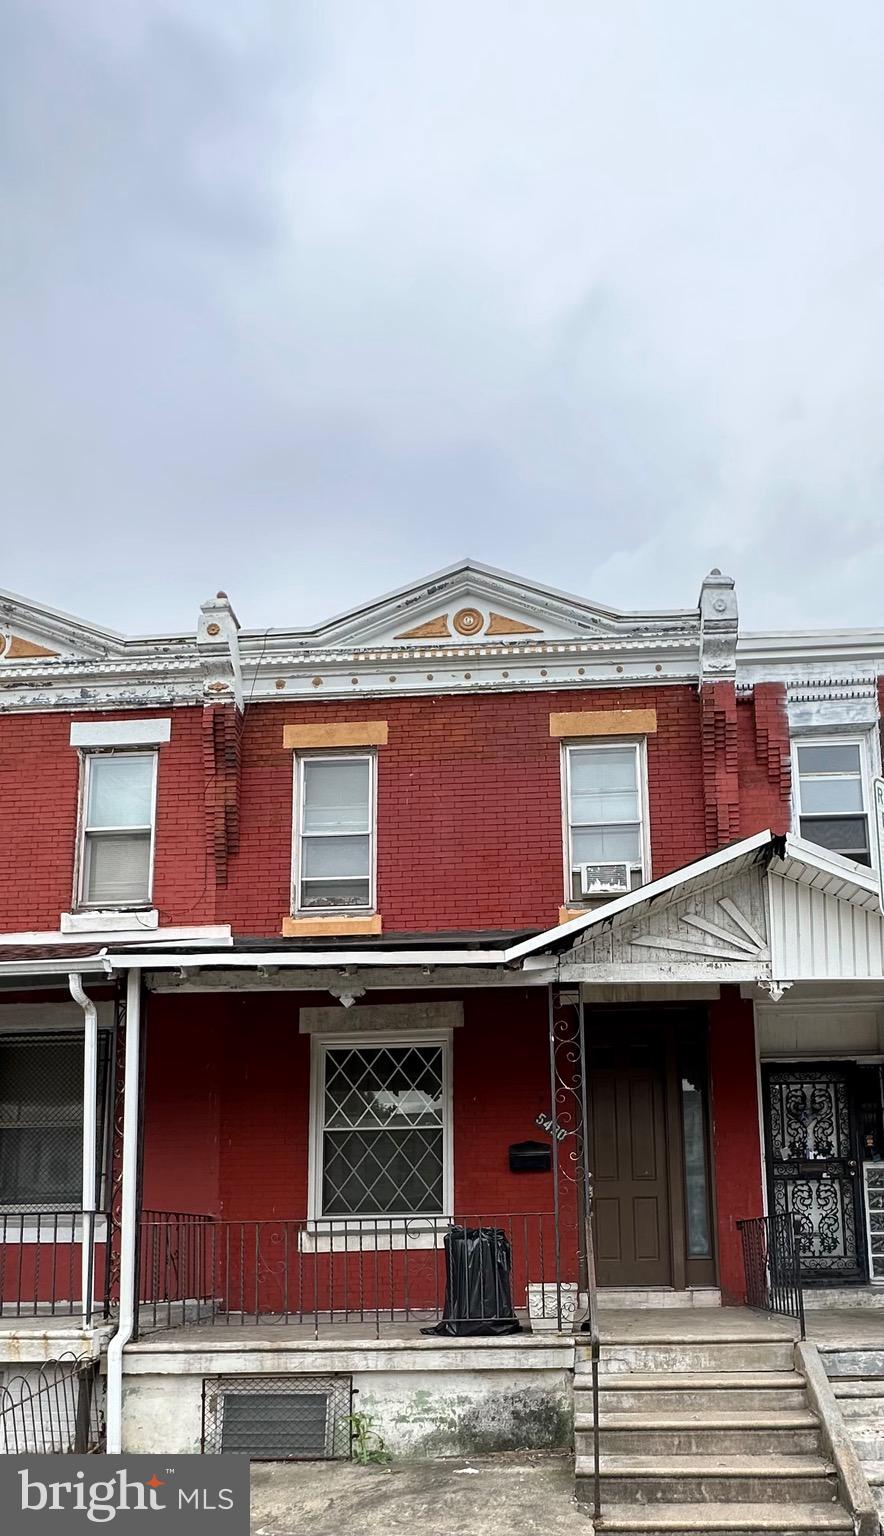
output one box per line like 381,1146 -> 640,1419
68,974 -> 98,1328
105,969 -> 142,1455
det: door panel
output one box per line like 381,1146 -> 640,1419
763,1064 -> 865,1284
590,1043 -> 671,1286
595,1198 -> 622,1263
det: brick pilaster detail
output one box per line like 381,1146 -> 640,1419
202,702 -> 242,888
700,681 -> 741,851
751,683 -> 792,832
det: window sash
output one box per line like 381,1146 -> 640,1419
565,743 -> 646,899
78,751 -> 157,909
294,753 -> 376,913
793,735 -> 873,865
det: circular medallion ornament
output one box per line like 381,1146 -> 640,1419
453,607 -> 483,635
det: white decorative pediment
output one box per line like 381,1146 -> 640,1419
301,561 -> 699,652
0,589 -> 125,663
563,868 -> 770,981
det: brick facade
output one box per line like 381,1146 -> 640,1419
0,683 -> 792,936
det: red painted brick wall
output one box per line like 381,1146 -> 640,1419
223,686 -> 712,935
737,686 -> 792,838
144,989 -> 562,1219
708,987 -> 764,1303
141,989 -> 576,1314
0,708 -> 209,932
0,681 -> 792,937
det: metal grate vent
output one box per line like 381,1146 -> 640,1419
202,1375 -> 351,1461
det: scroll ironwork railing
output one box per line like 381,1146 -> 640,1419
737,1212 -> 805,1337
0,1352 -> 104,1453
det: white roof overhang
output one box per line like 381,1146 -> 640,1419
517,831 -> 884,987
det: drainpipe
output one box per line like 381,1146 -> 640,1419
68,974 -> 98,1330
105,969 -> 141,1454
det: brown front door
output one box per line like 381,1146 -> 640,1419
590,1030 -> 672,1287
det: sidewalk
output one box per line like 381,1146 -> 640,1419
250,1452 -> 588,1536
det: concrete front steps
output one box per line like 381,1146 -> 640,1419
574,1329 -> 850,1535
830,1376 -> 884,1521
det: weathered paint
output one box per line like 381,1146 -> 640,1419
119,1366 -> 573,1459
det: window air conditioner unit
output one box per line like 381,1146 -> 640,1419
578,861 -> 631,897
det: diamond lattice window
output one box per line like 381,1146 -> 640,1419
320,1043 -> 446,1217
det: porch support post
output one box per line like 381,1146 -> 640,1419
105,969 -> 142,1455
68,975 -> 98,1329
577,988 -> 602,1524
546,983 -> 563,1329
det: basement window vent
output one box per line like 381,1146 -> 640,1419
202,1375 -> 351,1461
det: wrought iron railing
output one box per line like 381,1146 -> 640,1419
0,1352 -> 104,1453
737,1212 -> 805,1337
138,1211 -> 574,1338
0,1211 -> 112,1323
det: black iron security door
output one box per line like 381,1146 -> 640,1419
763,1064 -> 865,1284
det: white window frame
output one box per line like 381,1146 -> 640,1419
291,750 -> 377,917
74,749 -> 158,911
307,1030 -> 454,1239
561,738 -> 650,904
791,732 -> 876,868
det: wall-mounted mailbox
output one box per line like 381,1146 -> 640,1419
508,1140 -> 552,1173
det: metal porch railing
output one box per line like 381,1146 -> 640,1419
137,1211 -> 573,1338
0,1211 -> 112,1323
737,1212 -> 805,1336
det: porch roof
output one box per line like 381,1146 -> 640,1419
512,830 -> 882,961
0,831 -> 880,986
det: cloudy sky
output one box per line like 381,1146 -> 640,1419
2,2 -> 882,636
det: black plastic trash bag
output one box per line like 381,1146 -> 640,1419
422,1225 -> 523,1336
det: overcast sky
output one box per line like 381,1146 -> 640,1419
2,2 -> 883,637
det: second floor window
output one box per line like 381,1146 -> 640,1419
79,751 -> 157,908
794,738 -> 871,865
565,741 -> 646,901
294,753 -> 375,912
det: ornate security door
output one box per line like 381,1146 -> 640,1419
763,1065 -> 865,1284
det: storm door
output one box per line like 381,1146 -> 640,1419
763,1064 -> 864,1284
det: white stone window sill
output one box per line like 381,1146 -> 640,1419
61,909 -> 159,934
300,1220 -> 449,1254
0,1214 -> 108,1244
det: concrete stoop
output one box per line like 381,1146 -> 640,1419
574,1330 -> 856,1536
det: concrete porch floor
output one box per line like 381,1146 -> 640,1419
3,1302 -> 881,1355
124,1304 -> 884,1350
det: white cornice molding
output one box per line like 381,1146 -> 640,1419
738,630 -> 884,668
2,561 -> 883,715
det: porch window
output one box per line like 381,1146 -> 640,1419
294,754 -> 375,912
793,739 -> 871,865
313,1038 -> 450,1219
0,1033 -> 110,1210
78,751 -> 157,907
564,742 -> 646,901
